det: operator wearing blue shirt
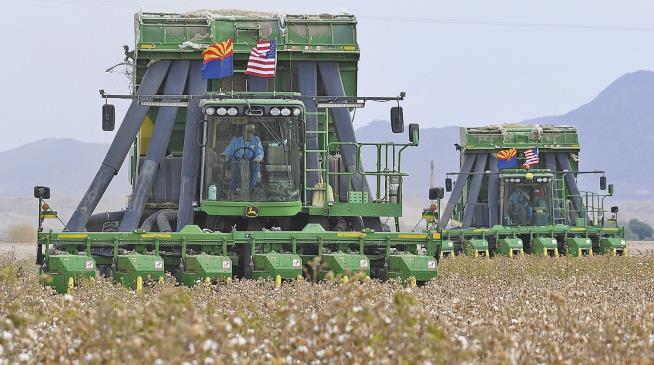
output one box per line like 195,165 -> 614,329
220,124 -> 264,191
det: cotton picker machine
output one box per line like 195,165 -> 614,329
433,125 -> 626,257
35,11 -> 441,293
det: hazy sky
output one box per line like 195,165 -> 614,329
2,0 -> 654,151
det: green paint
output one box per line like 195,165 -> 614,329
44,255 -> 96,294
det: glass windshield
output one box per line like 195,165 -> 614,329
203,115 -> 301,202
501,181 -> 552,226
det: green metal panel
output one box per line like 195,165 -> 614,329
462,239 -> 489,257
496,238 -> 524,257
45,255 -> 96,294
598,238 -> 627,256
565,237 -> 593,257
176,254 -> 232,286
200,200 -> 303,217
319,252 -> 370,279
114,254 -> 165,288
530,237 -> 559,256
387,254 -> 438,282
251,251 -> 303,279
460,125 -> 581,152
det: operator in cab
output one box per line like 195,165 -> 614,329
220,124 -> 264,192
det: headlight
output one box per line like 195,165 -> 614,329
205,107 -> 215,116
292,107 -> 301,116
216,107 -> 227,116
536,178 -> 542,182
227,107 -> 238,116
515,178 -> 521,183
504,179 -> 510,183
281,108 -> 291,116
269,107 -> 281,116
509,178 -> 515,183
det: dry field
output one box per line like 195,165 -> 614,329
0,255 -> 653,364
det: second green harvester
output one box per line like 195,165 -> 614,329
435,124 -> 625,257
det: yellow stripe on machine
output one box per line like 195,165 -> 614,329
142,233 -> 172,238
398,234 -> 427,239
58,233 -> 88,239
432,232 -> 442,239
336,232 -> 366,238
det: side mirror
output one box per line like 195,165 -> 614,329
610,206 -> 619,213
429,187 -> 444,200
390,106 -> 404,133
608,184 -> 614,196
600,176 -> 607,190
102,104 -> 116,131
408,123 -> 419,144
33,186 -> 50,199
445,178 -> 453,192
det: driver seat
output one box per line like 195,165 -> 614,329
264,143 -> 291,182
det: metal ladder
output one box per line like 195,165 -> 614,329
303,111 -> 330,205
552,175 -> 567,225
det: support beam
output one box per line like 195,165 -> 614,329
487,155 -> 499,227
66,60 -> 171,231
177,61 -> 206,231
317,62 -> 381,230
120,60 -> 191,231
439,154 -> 476,228
556,152 -> 586,221
462,154 -> 488,228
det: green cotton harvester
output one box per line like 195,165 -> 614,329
35,11 -> 441,293
435,125 -> 626,257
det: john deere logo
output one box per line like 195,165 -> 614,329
245,206 -> 259,217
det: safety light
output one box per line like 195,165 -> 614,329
227,107 -> 238,116
205,107 -> 216,116
216,107 -> 227,116
270,107 -> 281,116
292,107 -> 302,116
281,108 -> 291,116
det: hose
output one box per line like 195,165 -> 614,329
156,209 -> 178,232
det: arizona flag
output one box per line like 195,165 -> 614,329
497,147 -> 518,168
201,39 -> 234,79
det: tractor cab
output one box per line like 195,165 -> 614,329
200,98 -> 304,217
499,172 -> 554,227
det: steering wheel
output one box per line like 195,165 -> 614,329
233,146 -> 257,161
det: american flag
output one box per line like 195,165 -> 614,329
244,40 -> 277,78
523,147 -> 540,168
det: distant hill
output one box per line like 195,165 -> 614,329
358,70 -> 654,200
524,70 -> 654,197
0,138 -> 130,197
